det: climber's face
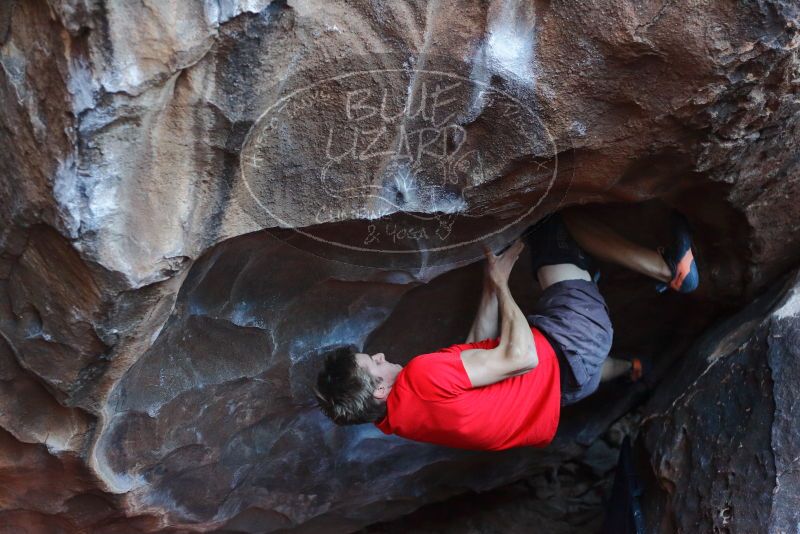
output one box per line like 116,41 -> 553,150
355,352 -> 403,401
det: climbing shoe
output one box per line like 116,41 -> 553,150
628,356 -> 650,383
656,211 -> 699,294
613,354 -> 653,385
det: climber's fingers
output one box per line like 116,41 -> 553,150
503,239 -> 524,259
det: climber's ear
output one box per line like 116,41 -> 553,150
372,382 -> 389,401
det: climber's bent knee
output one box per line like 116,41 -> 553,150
537,263 -> 591,290
523,212 -> 598,290
526,279 -> 613,406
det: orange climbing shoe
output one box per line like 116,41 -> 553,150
656,211 -> 699,294
629,357 -> 645,382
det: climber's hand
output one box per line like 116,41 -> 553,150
483,239 -> 524,288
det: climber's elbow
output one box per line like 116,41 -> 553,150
506,345 -> 539,373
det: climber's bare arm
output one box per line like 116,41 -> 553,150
461,241 -> 538,388
465,268 -> 499,343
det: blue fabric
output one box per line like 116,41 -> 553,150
527,279 -> 614,406
523,212 -> 612,405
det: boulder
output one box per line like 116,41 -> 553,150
0,0 -> 799,531
640,269 -> 800,533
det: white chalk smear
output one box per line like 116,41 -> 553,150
774,287 -> 800,320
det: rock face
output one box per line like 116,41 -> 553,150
640,269 -> 800,534
360,414 -> 642,534
1,0 -> 799,531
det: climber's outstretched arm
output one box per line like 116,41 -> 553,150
461,241 -> 538,388
465,266 -> 499,343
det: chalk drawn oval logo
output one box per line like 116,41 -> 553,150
240,58 -> 562,265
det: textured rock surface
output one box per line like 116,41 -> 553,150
640,269 -> 800,534
1,0 -> 799,531
360,414 -> 641,534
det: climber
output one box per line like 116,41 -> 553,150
314,209 -> 699,450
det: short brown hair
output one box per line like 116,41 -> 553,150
314,345 -> 387,425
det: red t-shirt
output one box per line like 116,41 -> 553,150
375,327 -> 561,450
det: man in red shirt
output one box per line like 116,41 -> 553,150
314,210 -> 698,450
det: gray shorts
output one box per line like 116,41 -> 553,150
527,279 -> 614,405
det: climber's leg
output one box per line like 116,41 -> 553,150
536,263 -> 590,289
600,358 -> 633,382
523,214 -> 613,405
561,208 -> 672,283
521,213 -> 595,290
